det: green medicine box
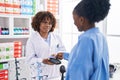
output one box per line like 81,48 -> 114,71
0,63 -> 3,69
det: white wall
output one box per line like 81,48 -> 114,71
59,0 -> 81,52
106,0 -> 120,63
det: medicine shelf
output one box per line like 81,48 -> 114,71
0,14 -> 32,38
0,57 -> 26,63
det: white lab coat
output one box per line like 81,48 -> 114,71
26,31 -> 66,80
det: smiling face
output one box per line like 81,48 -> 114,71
73,11 -> 84,31
39,18 -> 52,34
73,11 -> 94,31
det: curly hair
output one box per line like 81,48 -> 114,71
73,0 -> 111,23
31,11 -> 56,32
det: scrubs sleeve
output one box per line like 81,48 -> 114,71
69,37 -> 94,80
63,52 -> 69,60
26,39 -> 43,65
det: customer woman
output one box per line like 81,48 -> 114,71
56,0 -> 111,80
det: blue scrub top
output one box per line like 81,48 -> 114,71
64,27 -> 109,80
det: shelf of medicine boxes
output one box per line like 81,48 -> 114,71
0,14 -> 32,38
0,58 -> 15,63
0,57 -> 26,63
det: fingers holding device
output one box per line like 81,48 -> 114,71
56,52 -> 63,60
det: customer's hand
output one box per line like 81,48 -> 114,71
42,58 -> 54,65
56,52 -> 63,60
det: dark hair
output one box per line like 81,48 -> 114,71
31,11 -> 56,32
73,0 -> 111,23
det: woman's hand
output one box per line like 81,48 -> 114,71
56,52 -> 63,60
42,58 -> 54,65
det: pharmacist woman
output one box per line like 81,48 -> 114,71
25,11 -> 66,80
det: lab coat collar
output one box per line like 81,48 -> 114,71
35,31 -> 55,48
35,31 -> 50,46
